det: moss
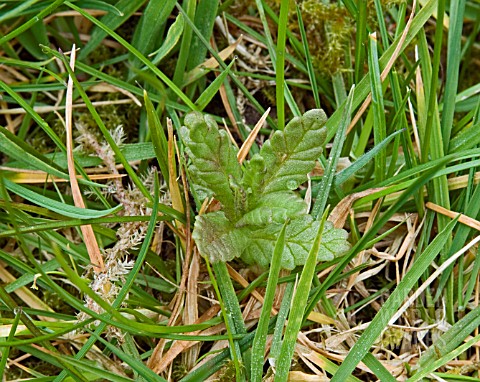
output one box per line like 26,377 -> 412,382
297,0 -> 354,76
76,91 -> 141,144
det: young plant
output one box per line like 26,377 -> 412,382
181,109 -> 350,270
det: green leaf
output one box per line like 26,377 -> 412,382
244,219 -> 348,270
192,211 -> 248,263
245,109 -> 327,196
183,110 -> 349,269
180,111 -> 243,217
238,191 -> 307,226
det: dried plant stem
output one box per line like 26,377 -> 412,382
65,44 -> 104,273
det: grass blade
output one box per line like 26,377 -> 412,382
275,0 -> 290,130
312,86 -> 354,218
274,211 -> 329,381
4,179 -> 121,219
368,32 -> 387,182
440,0 -> 466,150
144,90 -> 170,183
295,4 -> 320,108
65,1 -> 196,111
251,222 -> 288,381
330,217 -> 458,381
77,0 -> 146,60
195,59 -> 235,111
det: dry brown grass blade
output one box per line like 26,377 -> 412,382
88,83 -> 142,106
183,36 -> 242,85
183,251 -> 200,369
2,169 -> 125,184
329,187 -> 386,229
297,334 -> 373,374
226,264 -> 278,315
65,45 -> 104,273
389,234 -> 480,326
148,132 -> 192,372
0,99 -> 134,115
152,306 -> 221,374
426,201 -> 480,232
345,197 -> 383,300
237,107 -> 270,164
347,0 -> 417,134
167,118 -> 185,220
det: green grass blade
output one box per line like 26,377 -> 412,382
77,0 -> 146,60
144,91 -> 170,183
269,281 -> 294,362
275,0 -> 289,130
0,126 -> 68,180
330,218 -> 458,381
409,333 -> 480,382
175,2 -> 272,125
149,13 -> 184,65
251,222 -> 288,381
130,0 -> 175,65
421,0 -> 445,162
440,0 -> 466,151
0,0 -> 65,44
4,179 -> 122,219
65,1 -> 196,111
368,32 -> 387,182
416,303 -> 480,374
89,333 -> 168,382
0,0 -> 43,23
274,211 -> 329,382
172,0 -> 196,88
373,0 -> 389,49
42,44 -> 153,200
306,157 -> 451,321
210,260 -> 246,381
312,86 -> 354,218
186,0 -> 219,71
15,19 -> 49,60
354,0 -> 367,84
295,4 -> 320,108
334,129 -> 403,187
51,171 -> 160,382
325,0 -> 437,142
362,353 -> 397,382
0,80 -> 65,151
195,59 -> 235,111
0,308 -> 21,376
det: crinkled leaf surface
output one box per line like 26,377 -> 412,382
241,220 -> 347,270
180,112 -> 242,218
238,192 -> 307,227
244,109 -> 327,196
192,211 -> 248,263
182,109 -> 350,269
